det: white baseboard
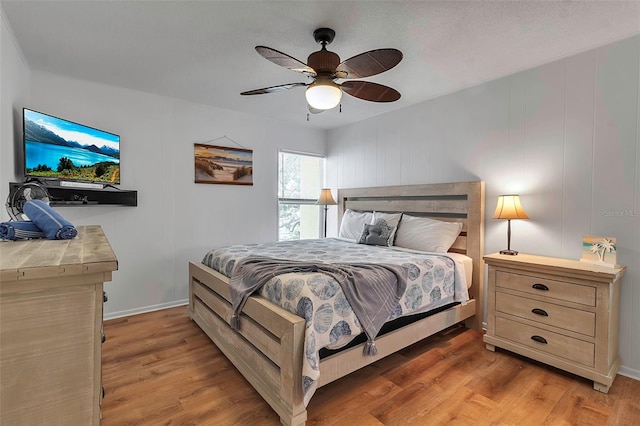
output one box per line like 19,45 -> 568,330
618,365 -> 640,382
104,299 -> 188,321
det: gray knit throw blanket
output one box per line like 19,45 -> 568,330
229,256 -> 408,356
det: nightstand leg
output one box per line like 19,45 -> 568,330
593,381 -> 611,393
485,343 -> 496,352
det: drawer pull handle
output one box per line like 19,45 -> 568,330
531,308 -> 549,317
531,335 -> 548,344
532,283 -> 549,291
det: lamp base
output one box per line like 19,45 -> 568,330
499,249 -> 519,255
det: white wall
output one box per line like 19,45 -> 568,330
326,35 -> 640,378
1,17 -> 326,319
1,11 -> 29,210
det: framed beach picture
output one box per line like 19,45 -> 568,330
580,235 -> 618,268
194,143 -> 253,185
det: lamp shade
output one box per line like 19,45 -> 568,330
305,80 -> 342,110
492,195 -> 529,220
316,188 -> 337,206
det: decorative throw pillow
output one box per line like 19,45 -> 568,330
394,215 -> 463,253
338,209 -> 373,240
358,212 -> 402,246
358,223 -> 396,247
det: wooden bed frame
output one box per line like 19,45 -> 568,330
188,181 -> 485,425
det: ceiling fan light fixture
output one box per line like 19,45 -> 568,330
305,80 -> 342,110
243,28 -> 403,116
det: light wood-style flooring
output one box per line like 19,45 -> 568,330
101,306 -> 640,425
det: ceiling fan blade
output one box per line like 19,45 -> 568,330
341,81 -> 401,102
241,82 -> 307,96
255,46 -> 317,76
336,49 -> 403,79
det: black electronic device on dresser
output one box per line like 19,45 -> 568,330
8,181 -> 137,207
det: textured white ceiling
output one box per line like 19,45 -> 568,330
2,1 -> 639,129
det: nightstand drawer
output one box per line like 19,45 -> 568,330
495,316 -> 594,367
496,271 -> 596,306
496,292 -> 596,336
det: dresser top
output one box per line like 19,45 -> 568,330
484,252 -> 626,281
0,225 -> 118,282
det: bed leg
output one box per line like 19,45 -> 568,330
188,276 -> 195,320
281,411 -> 307,426
278,318 -> 307,426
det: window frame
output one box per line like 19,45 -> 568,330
277,149 -> 325,241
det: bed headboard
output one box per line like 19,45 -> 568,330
337,181 -> 485,329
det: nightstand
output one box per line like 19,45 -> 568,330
483,253 -> 626,393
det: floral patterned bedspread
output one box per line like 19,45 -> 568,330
202,238 -> 469,406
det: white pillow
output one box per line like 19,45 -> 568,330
394,215 -> 463,253
338,209 -> 373,240
372,211 -> 402,228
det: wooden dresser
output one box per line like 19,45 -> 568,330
0,225 -> 117,425
483,253 -> 625,393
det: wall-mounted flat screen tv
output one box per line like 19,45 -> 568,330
23,108 -> 120,184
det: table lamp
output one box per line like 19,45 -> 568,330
316,188 -> 337,238
493,194 -> 529,255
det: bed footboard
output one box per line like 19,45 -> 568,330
189,261 -> 477,425
189,261 -> 307,426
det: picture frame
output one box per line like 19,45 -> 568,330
580,235 -> 618,268
194,143 -> 253,185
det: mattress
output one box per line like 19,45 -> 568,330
202,238 -> 472,405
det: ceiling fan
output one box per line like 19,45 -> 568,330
240,28 -> 403,114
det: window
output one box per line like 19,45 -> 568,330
278,151 -> 324,240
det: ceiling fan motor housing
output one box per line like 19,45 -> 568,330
307,49 -> 340,75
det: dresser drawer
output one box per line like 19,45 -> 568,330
495,292 -> 596,336
496,271 -> 596,306
495,316 -> 594,367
